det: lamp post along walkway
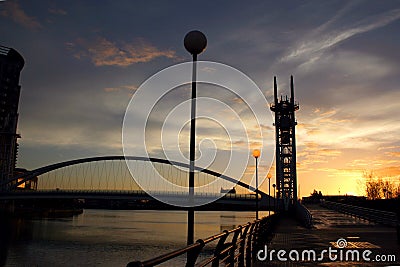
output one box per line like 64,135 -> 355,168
267,173 -> 272,216
183,30 -> 207,246
253,149 -> 260,220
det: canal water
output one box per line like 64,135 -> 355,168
1,210 -> 271,266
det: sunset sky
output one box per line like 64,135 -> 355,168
1,0 -> 400,197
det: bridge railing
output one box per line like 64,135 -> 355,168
295,201 -> 313,228
2,189 -> 257,200
321,200 -> 397,227
127,214 -> 278,267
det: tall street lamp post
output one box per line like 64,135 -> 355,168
253,149 -> 260,220
273,183 -> 276,212
184,30 -> 207,246
267,173 -> 272,216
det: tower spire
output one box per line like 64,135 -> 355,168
274,76 -> 278,105
290,75 -> 294,104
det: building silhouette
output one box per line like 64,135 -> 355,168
0,45 -> 24,184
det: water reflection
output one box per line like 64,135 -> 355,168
1,210 -> 270,266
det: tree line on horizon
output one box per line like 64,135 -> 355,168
363,170 -> 400,200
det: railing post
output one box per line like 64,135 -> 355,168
211,231 -> 229,267
126,217 -> 278,267
245,223 -> 256,266
228,226 -> 241,266
186,239 -> 205,267
238,224 -> 250,267
251,221 -> 261,261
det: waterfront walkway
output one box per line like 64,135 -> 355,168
255,204 -> 400,266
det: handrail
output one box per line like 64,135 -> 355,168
4,189 -> 256,197
127,214 -> 278,267
321,200 -> 397,227
295,201 -> 313,228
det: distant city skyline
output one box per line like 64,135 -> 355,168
1,0 -> 400,197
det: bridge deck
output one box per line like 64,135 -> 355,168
255,204 -> 400,266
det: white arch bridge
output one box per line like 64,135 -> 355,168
0,156 -> 273,209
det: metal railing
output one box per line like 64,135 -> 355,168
127,214 -> 278,267
295,201 -> 313,228
3,189 -> 257,199
321,200 -> 398,227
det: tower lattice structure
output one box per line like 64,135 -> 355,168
270,76 -> 299,210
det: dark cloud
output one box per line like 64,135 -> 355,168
48,7 -> 67,16
1,1 -> 42,30
1,0 -> 400,196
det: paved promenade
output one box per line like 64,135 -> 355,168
255,204 -> 400,266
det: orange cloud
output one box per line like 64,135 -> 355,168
319,148 -> 342,157
296,142 -> 343,171
378,145 -> 400,151
374,166 -> 400,178
1,1 -> 42,30
319,109 -> 336,117
259,123 -> 274,131
230,140 -> 247,147
298,123 -> 320,135
386,151 -> 400,157
104,84 -> 138,93
70,37 -> 177,67
232,97 -> 244,104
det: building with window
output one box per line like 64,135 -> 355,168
0,45 -> 24,185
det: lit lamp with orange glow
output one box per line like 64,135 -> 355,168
252,149 -> 260,220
